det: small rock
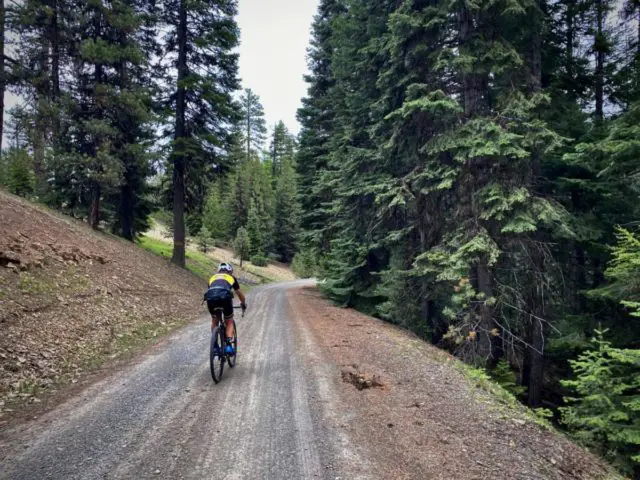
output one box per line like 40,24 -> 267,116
154,469 -> 161,475
0,251 -> 21,266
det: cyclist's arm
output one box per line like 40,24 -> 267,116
232,277 -> 246,306
236,289 -> 246,305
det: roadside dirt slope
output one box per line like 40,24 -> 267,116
0,192 -> 205,424
288,287 -> 619,480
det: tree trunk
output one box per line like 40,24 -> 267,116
246,106 -> 251,163
594,0 -> 605,120
528,0 -> 546,407
49,0 -> 60,99
48,0 -> 60,141
566,0 -> 574,97
528,314 -> 544,406
0,0 -> 4,155
120,182 -> 134,241
459,2 -> 494,364
89,182 -> 100,229
475,262 -> 495,361
33,44 -> 49,198
32,122 -> 47,198
171,0 -> 188,268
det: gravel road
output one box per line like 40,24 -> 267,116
0,281 -> 365,480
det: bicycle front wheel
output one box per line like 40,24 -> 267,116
227,321 -> 238,368
210,326 -> 225,383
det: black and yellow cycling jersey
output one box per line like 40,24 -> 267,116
208,273 -> 240,292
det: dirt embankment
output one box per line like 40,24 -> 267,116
288,287 -> 618,480
0,192 -> 206,425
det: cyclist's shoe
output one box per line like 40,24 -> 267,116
225,339 -> 235,355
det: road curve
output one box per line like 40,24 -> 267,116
0,280 -> 366,480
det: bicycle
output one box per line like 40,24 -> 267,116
209,305 -> 244,383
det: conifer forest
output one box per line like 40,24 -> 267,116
0,0 -> 639,475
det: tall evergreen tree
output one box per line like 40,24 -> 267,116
43,0 -> 163,234
296,0 -> 345,256
273,157 -> 299,262
163,0 -> 240,267
269,120 -> 295,177
10,0 -> 66,197
240,88 -> 267,162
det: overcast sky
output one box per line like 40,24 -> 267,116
237,0 -> 318,135
3,1 -> 318,140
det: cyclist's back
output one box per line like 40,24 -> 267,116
204,263 -> 246,354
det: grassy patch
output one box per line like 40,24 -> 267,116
137,235 -> 271,287
455,362 -> 553,430
110,318 -> 190,354
137,235 -> 219,282
18,272 -> 56,295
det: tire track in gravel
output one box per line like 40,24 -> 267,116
0,281 -> 354,480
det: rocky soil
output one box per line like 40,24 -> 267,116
0,192 -> 206,425
287,286 -> 619,480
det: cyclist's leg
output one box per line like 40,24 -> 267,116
207,299 -> 221,331
223,297 -> 235,340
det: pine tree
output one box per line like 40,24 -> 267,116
273,157 -> 299,262
269,120 -> 295,177
164,0 -> 240,267
9,0 -> 65,198
198,224 -> 213,254
203,179 -> 232,242
561,331 -> 640,475
233,226 -> 250,267
296,0 -> 345,256
4,148 -> 35,196
0,0 -> 6,155
246,199 -> 265,257
240,88 -> 267,162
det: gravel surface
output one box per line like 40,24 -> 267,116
0,281 -> 618,480
0,281 -> 363,480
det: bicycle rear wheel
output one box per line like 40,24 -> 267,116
210,326 -> 225,383
227,321 -> 238,368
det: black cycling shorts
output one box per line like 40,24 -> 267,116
207,297 -> 234,319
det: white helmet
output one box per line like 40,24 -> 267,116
218,262 -> 233,274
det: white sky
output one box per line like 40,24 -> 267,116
237,0 -> 318,136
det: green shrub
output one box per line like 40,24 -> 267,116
233,227 -> 251,266
490,359 -> 527,397
198,225 -> 213,254
5,149 -> 35,197
291,249 -> 317,278
250,255 -> 268,267
560,330 -> 640,475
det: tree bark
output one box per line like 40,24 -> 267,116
0,0 -> 5,155
119,182 -> 134,241
459,2 -> 494,363
33,39 -> 49,198
49,0 -> 60,99
171,0 -> 187,268
566,0 -> 574,97
89,182 -> 100,229
527,0 -> 546,408
246,97 -> 251,163
594,0 -> 605,120
32,119 -> 47,198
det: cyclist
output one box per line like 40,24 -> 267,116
205,263 -> 247,354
